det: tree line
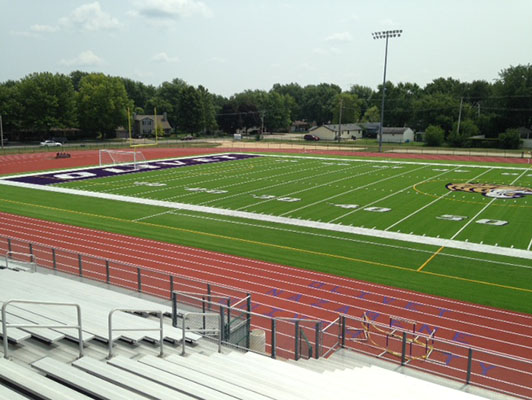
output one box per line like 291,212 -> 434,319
0,64 -> 530,148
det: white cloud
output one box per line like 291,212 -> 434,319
30,24 -> 59,33
9,30 -> 40,38
325,32 -> 353,42
133,0 -> 213,19
60,50 -> 104,67
59,2 -> 121,31
152,52 -> 179,63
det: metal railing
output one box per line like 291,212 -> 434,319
181,311 -> 222,356
3,251 -> 35,272
2,299 -> 83,359
1,235 -> 531,399
107,308 -> 164,359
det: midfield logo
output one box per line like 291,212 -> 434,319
446,183 -> 532,199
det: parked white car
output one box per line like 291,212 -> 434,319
40,140 -> 62,147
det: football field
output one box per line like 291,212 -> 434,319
1,152 -> 531,313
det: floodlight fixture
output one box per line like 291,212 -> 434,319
371,29 -> 403,152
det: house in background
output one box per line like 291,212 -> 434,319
290,120 -> 312,132
381,127 -> 414,143
310,123 -> 362,141
133,113 -> 172,137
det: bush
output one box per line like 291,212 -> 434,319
498,129 -> 522,149
424,125 -> 444,147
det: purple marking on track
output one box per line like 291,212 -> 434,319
5,154 -> 260,185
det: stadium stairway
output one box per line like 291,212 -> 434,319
0,267 -> 518,400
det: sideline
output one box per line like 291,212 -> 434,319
0,178 -> 530,260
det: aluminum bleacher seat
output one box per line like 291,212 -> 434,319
73,356 -> 196,400
0,383 -> 31,400
7,305 -> 95,343
0,358 -> 92,400
138,354 -> 273,400
107,355 -> 237,400
32,357 -> 148,400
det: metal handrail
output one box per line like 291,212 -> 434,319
2,299 -> 83,359
4,251 -> 35,272
108,309 -> 164,359
181,311 -> 221,356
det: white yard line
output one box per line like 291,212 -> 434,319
450,168 -> 530,240
234,163 -> 370,211
134,210 -> 174,222
1,179 -> 530,260
328,166 -> 459,224
528,238 -> 532,251
384,167 -> 494,231
282,164 -> 428,217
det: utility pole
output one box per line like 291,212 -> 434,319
0,115 -> 4,150
338,97 -> 343,143
372,30 -> 403,152
456,97 -> 463,136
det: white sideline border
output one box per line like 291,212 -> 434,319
0,152 -> 531,261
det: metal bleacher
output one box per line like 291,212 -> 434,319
0,266 -> 508,400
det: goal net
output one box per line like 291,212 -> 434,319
99,149 -> 146,169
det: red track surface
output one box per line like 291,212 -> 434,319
1,148 -> 531,397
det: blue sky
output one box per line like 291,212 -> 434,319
1,0 -> 531,97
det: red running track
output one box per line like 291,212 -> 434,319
1,148 -> 532,397
1,212 -> 531,398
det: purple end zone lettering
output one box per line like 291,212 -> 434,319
357,291 -> 369,299
382,296 -> 395,304
309,281 -> 325,289
4,153 -> 260,185
365,311 -> 380,321
418,324 -> 438,335
330,285 -> 341,293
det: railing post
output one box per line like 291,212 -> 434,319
226,298 -> 231,341
202,296 -> 206,331
29,243 -> 33,258
219,306 -> 225,342
341,315 -> 346,348
169,275 -> 174,299
401,331 -> 407,366
246,294 -> 251,349
207,284 -> 211,311
52,248 -> 57,271
315,322 -> 321,359
78,254 -> 82,277
137,268 -> 142,292
466,348 -> 473,384
105,260 -> 110,284
271,318 -> 277,359
295,320 -> 300,361
171,291 -> 177,328
7,238 -> 11,254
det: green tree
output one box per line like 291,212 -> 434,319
447,119 -> 479,147
197,85 -> 218,134
424,125 -> 445,147
361,105 -> 380,123
498,128 -> 522,149
17,72 -> 77,137
177,85 -> 203,133
264,92 -> 291,132
332,92 -> 361,124
77,73 -> 130,139
0,81 -> 23,134
301,83 -> 341,125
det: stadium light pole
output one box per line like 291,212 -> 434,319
372,29 -> 402,152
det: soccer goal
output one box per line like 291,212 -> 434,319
99,149 -> 146,169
